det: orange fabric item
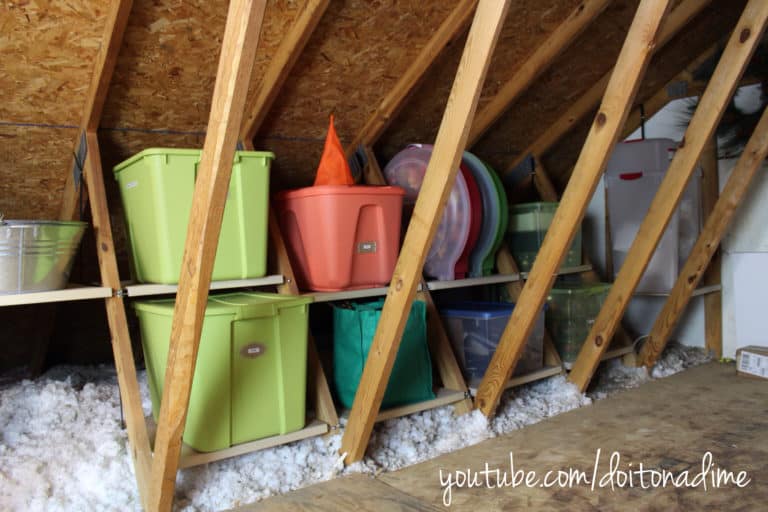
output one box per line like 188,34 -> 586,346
313,115 -> 354,186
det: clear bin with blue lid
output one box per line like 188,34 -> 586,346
439,301 -> 544,386
383,144 -> 470,280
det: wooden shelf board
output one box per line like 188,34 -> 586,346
177,419 -> 329,469
309,265 -> 594,302
468,364 -> 564,395
425,273 -> 520,291
634,283 -> 722,298
340,388 -> 468,424
0,284 -> 113,307
563,339 -> 635,370
124,274 -> 284,297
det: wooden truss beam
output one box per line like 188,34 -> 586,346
639,106 -> 768,367
241,138 -> 340,430
147,1 -> 268,510
345,0 -> 478,155
467,0 -> 611,147
568,0 -> 768,392
241,0 -> 330,142
502,0 -> 711,176
475,0 -> 672,417
699,136 -> 723,357
82,132 -> 153,510
362,146 -> 473,415
339,0 -> 511,463
59,0 -> 134,221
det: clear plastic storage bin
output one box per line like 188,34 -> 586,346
605,139 -> 701,293
440,301 -> 544,387
546,282 -> 611,367
507,202 -> 582,272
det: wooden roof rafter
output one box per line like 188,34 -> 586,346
568,0 -> 768,391
475,0 -> 673,417
501,0 -> 714,178
467,0 -> 612,147
339,0 -> 513,463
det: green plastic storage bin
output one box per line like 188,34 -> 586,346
546,283 -> 611,367
114,148 -> 273,284
507,202 -> 582,272
134,292 -> 312,452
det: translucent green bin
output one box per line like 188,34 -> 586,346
134,292 -> 312,452
546,283 -> 611,366
114,148 -> 273,284
507,202 -> 582,272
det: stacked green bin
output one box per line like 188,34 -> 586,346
114,148 -> 273,284
507,202 -> 582,272
134,292 -> 312,452
546,283 -> 611,367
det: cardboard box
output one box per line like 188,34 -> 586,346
735,346 -> 768,380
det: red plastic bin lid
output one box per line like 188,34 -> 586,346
275,184 -> 405,200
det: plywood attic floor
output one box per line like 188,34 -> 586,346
233,362 -> 768,511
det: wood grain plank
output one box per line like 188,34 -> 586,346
339,0 -> 512,463
569,0 -> 768,391
475,0 -> 672,416
147,2 -> 268,510
502,0 -> 712,176
345,0 -> 478,155
59,0 -> 133,221
467,0 -> 612,146
241,0 -> 330,142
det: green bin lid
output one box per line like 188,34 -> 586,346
133,292 -> 312,319
549,282 -> 611,296
113,148 -> 275,175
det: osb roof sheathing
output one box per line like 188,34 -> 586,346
0,0 -> 750,221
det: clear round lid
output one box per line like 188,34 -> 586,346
383,144 -> 471,280
462,151 -> 502,277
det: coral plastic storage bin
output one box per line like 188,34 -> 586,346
507,202 -> 582,272
134,292 -> 312,452
440,302 -> 544,387
113,148 -> 273,284
546,282 -> 611,367
274,185 -> 405,291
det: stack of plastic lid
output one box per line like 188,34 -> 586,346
462,151 -> 508,277
455,163 -> 483,279
383,145 -> 471,280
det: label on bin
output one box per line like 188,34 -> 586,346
125,180 -> 138,190
240,343 -> 267,358
357,241 -> 377,254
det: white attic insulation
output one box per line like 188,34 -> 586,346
0,343 -> 711,512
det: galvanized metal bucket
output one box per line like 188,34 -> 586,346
0,218 -> 88,294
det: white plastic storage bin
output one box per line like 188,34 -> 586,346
605,139 -> 701,293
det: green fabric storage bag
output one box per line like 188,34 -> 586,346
333,299 -> 435,409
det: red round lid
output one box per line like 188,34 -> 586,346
454,162 -> 483,279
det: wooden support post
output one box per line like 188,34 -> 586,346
467,0 -> 611,146
241,0 -> 330,141
241,138 -> 340,431
496,246 -> 563,370
700,136 -> 723,357
345,0 -> 478,155
503,0 -> 711,176
638,108 -> 768,367
568,0 -> 768,392
475,0 -> 671,417
339,0 -> 511,463
147,2 -> 268,510
362,146 -> 473,415
59,0 -> 134,221
81,132 -> 153,510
